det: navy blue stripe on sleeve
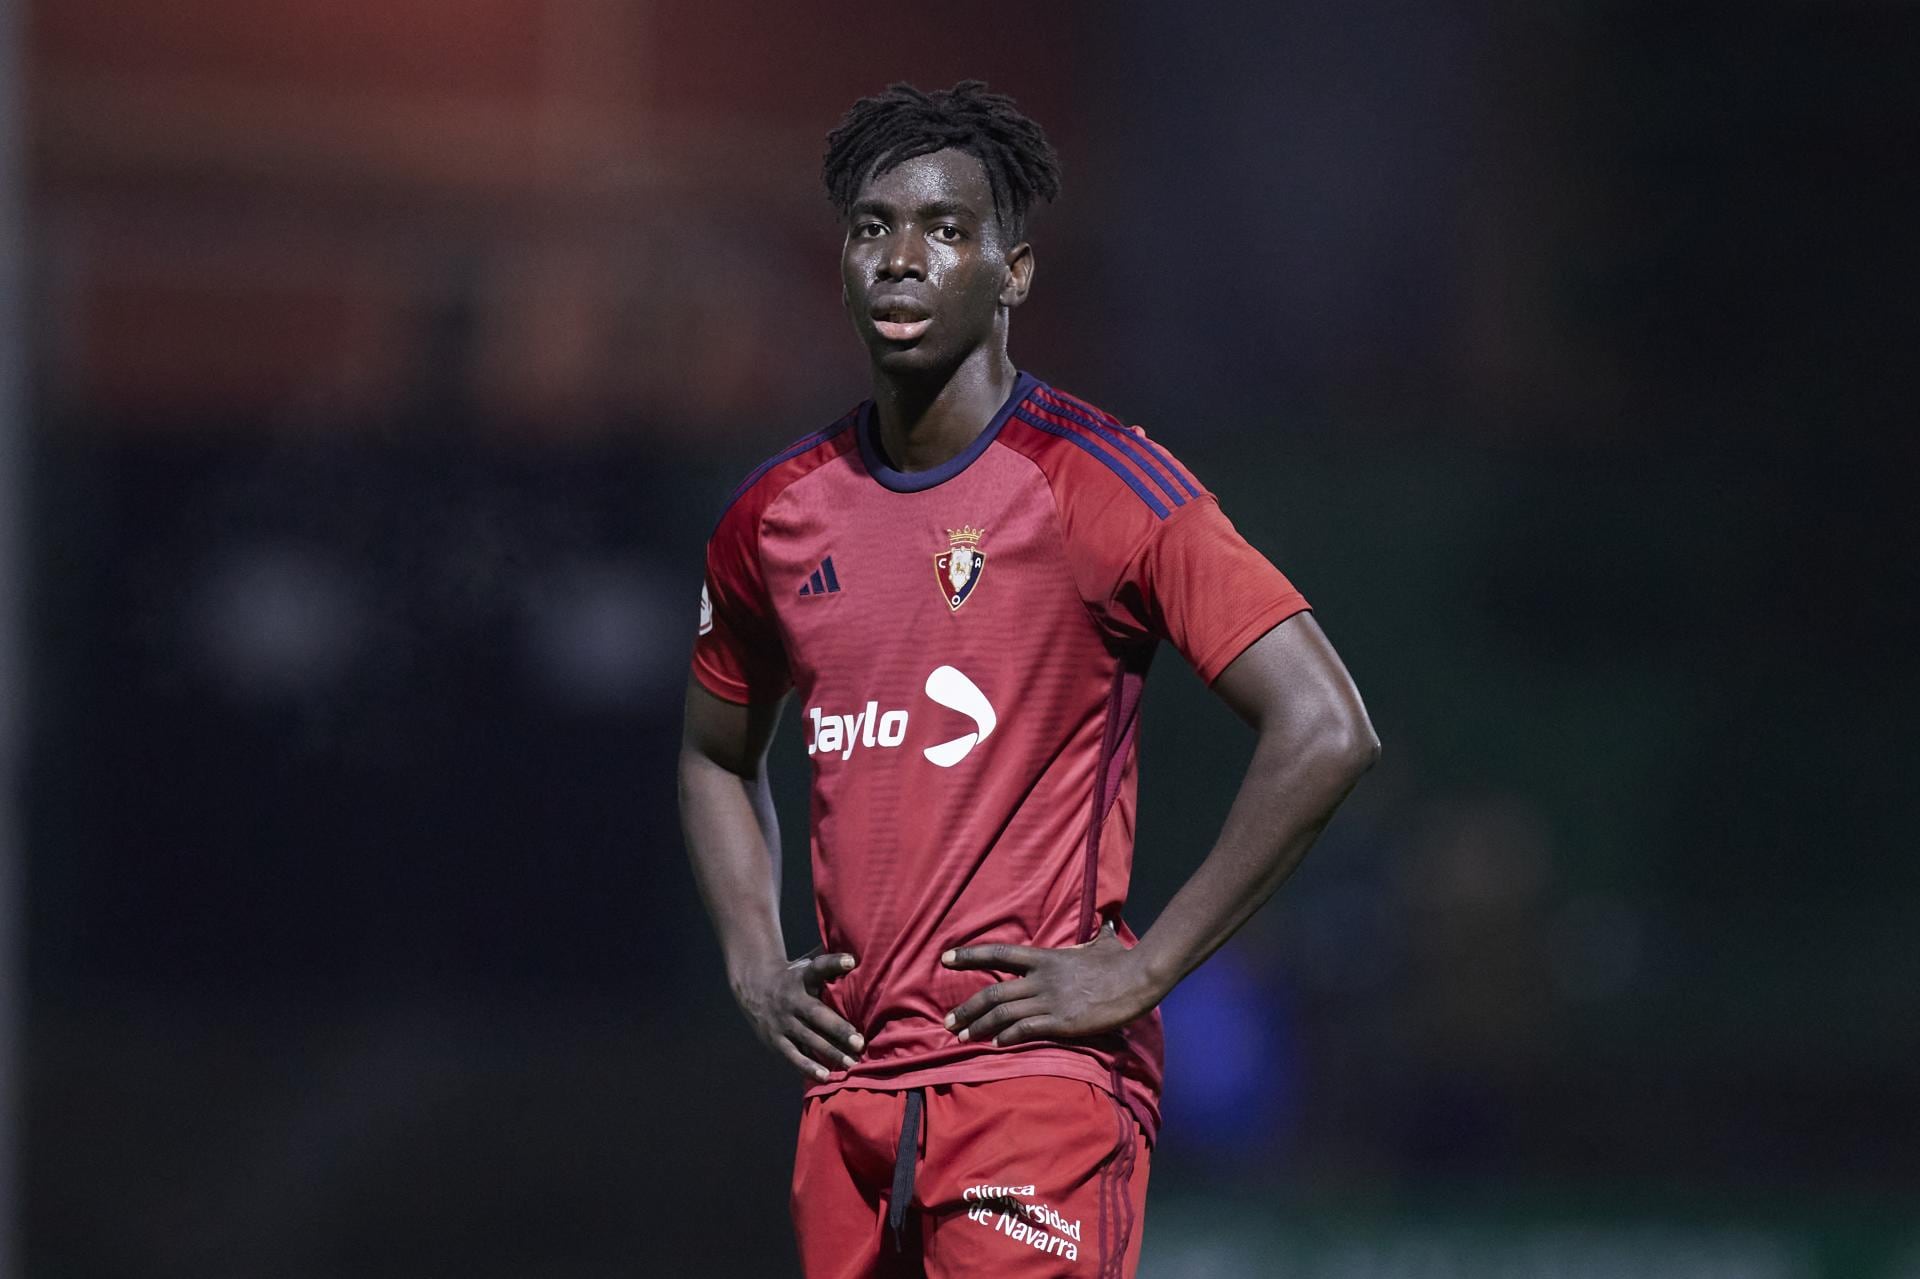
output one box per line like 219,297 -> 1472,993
1011,406 -> 1171,519
1031,390 -> 1190,509
1042,389 -> 1203,501
715,411 -> 858,525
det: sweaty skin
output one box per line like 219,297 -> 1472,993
840,147 -> 1033,476
679,146 -> 1378,1080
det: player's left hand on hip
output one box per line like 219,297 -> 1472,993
940,921 -> 1160,1047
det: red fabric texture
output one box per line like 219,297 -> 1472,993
691,375 -> 1309,1140
791,1077 -> 1151,1278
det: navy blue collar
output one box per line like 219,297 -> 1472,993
857,371 -> 1040,493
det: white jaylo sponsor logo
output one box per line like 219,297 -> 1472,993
961,1180 -> 1081,1261
805,665 -> 996,767
806,701 -> 910,761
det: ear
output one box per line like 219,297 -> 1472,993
999,242 -> 1034,309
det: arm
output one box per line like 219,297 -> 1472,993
679,678 -> 866,1078
1131,611 -> 1378,989
942,611 -> 1377,1045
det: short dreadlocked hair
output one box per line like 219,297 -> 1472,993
823,81 -> 1061,242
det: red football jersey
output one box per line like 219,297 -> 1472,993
692,372 -> 1309,1140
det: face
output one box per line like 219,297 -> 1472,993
841,148 -> 1033,375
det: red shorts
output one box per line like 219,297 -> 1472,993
790,1076 -> 1151,1278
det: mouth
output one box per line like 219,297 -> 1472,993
869,299 -> 933,343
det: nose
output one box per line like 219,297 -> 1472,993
880,231 -> 926,281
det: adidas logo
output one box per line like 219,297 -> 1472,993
798,556 -> 842,597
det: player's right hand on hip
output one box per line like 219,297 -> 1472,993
732,951 -> 865,1081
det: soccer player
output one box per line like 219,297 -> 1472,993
680,81 -> 1378,1278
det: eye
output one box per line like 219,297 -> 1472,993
853,221 -> 887,238
932,224 -> 964,243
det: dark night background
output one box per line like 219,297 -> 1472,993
11,1 -> 1917,1274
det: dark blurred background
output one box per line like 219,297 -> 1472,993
10,1 -> 1918,1274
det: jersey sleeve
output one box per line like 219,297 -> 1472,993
1108,495 -> 1311,684
691,503 -> 791,704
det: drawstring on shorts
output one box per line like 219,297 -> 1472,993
887,1088 -> 925,1252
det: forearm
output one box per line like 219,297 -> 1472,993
1133,714 -> 1376,997
678,747 -> 788,984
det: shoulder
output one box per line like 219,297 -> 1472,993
710,405 -> 864,543
997,378 -> 1211,528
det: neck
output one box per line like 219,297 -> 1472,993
870,344 -> 1019,474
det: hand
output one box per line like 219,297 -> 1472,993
731,951 -> 865,1081
941,922 -> 1164,1048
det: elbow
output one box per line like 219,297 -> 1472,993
1323,707 -> 1380,783
1341,719 -> 1382,781
1357,720 -> 1382,774
1263,705 -> 1378,787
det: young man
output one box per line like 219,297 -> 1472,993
680,82 -> 1377,1278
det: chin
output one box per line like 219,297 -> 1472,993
867,341 -> 952,377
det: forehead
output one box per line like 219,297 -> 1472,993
855,147 -> 995,215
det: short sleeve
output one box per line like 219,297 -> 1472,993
1109,496 -> 1310,684
691,508 -> 791,704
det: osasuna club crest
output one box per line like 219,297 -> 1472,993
934,526 -> 987,611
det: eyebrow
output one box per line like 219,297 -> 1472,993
849,198 -> 982,222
